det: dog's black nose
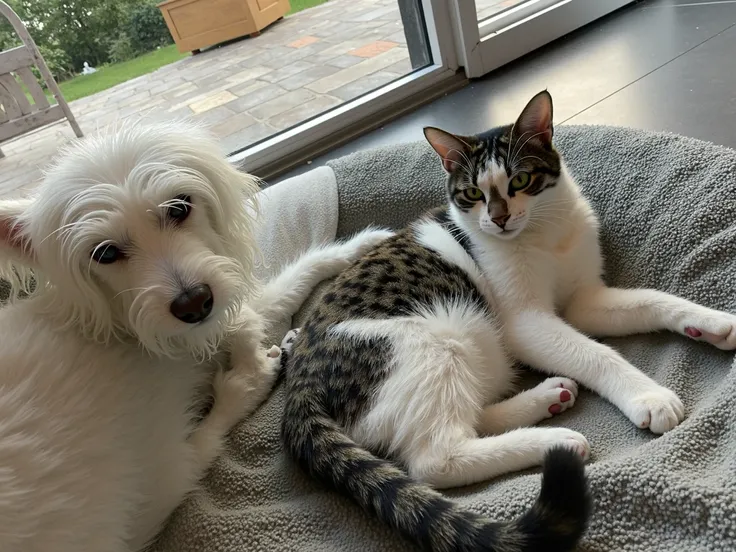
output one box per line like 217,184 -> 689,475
170,284 -> 214,324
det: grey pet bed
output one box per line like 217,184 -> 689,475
12,125 -> 736,551
152,125 -> 736,551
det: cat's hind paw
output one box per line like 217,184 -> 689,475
627,387 -> 685,434
542,428 -> 591,461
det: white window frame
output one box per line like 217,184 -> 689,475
229,0 -> 460,176
450,0 -> 635,78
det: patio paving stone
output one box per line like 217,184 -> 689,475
323,54 -> 364,68
224,83 -> 288,112
227,79 -> 270,98
220,122 -> 278,152
306,47 -> 407,94
279,64 -> 342,91
329,70 -> 402,101
259,60 -> 315,84
189,90 -> 238,114
288,35 -> 321,48
192,105 -> 237,126
208,112 -> 256,137
349,40 -> 398,58
267,94 -> 342,130
248,88 -> 316,120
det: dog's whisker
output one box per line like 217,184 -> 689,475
114,286 -> 156,300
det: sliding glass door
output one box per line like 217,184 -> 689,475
229,0 -> 459,177
452,0 -> 635,78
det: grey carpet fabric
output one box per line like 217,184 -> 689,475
0,280 -> 9,303
329,142 -> 446,237
251,165 -> 340,340
152,125 -> 736,552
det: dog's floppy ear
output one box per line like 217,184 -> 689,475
0,198 -> 35,265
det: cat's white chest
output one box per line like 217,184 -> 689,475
477,215 -> 602,313
478,246 -> 558,310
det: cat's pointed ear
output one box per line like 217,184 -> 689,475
0,198 -> 35,265
424,127 -> 474,173
515,90 -> 554,147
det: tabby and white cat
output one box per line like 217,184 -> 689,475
281,91 -> 736,552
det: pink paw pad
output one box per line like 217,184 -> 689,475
685,327 -> 702,338
560,390 -> 572,403
549,404 -> 562,414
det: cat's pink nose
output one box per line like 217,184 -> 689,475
492,214 -> 510,229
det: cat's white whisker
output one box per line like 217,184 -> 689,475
511,130 -> 548,167
512,155 -> 544,169
508,129 -> 532,166
445,147 -> 474,179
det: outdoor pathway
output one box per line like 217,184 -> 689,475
0,0 -> 517,196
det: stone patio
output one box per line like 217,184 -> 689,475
0,0 -> 521,197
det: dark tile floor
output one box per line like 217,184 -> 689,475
273,0 -> 736,184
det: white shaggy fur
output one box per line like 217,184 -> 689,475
0,121 -> 392,552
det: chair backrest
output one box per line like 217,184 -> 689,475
0,0 -> 76,143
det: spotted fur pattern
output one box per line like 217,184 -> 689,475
285,215 -> 486,428
282,206 -> 590,551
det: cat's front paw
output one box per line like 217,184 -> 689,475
626,387 -> 685,434
272,328 -> 301,373
281,328 -> 301,352
681,310 -> 736,351
531,377 -> 578,417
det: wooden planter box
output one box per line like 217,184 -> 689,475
158,0 -> 290,54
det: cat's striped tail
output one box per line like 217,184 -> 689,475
282,407 -> 591,552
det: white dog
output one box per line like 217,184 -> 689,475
0,121 -> 391,552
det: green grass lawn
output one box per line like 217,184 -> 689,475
47,0 -> 330,103
56,45 -> 187,102
287,0 -> 331,14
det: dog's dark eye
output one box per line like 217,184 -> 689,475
167,195 -> 192,222
92,244 -> 123,264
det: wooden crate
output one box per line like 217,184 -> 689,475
158,0 -> 290,54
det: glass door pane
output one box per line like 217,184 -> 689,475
228,0 -> 458,176
456,0 -> 635,78
211,0 -> 432,155
477,0 -> 534,23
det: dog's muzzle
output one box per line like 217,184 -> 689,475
170,284 -> 214,324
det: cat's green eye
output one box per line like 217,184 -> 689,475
463,187 -> 484,201
510,172 -> 531,191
